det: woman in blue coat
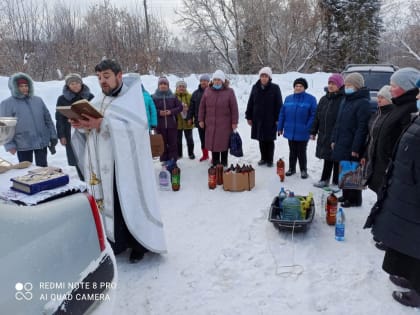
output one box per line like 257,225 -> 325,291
277,78 -> 317,178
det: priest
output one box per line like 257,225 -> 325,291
71,59 -> 167,263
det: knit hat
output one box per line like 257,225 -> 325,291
17,78 -> 28,86
176,80 -> 187,88
390,67 -> 420,91
328,73 -> 344,88
65,73 -> 82,86
212,70 -> 225,83
377,85 -> 392,103
344,72 -> 364,89
293,77 -> 308,89
158,76 -> 169,86
199,74 -> 211,82
259,67 -> 272,79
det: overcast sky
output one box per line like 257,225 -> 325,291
44,0 -> 184,33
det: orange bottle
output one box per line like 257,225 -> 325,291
326,192 -> 338,225
208,166 -> 216,189
277,158 -> 285,182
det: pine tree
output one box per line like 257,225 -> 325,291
318,0 -> 383,72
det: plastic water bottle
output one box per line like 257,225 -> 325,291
159,166 -> 171,191
281,191 -> 302,221
335,208 -> 345,241
278,187 -> 287,208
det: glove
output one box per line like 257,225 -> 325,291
50,138 -> 58,147
49,138 -> 58,155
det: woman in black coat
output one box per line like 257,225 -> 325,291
56,74 -> 94,180
187,74 -> 210,161
311,73 -> 345,187
331,72 -> 371,207
364,71 -> 420,308
245,67 -> 283,167
363,85 -> 395,195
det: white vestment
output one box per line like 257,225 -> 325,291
73,75 -> 166,253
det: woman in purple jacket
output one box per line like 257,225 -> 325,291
198,70 -> 239,166
152,77 -> 183,163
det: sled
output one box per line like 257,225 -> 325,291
268,195 -> 315,232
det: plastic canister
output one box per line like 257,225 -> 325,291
281,191 -> 302,221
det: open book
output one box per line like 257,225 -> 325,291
56,99 -> 103,120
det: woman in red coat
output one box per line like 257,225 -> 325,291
198,70 -> 239,166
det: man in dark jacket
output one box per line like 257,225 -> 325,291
56,73 -> 94,180
246,67 -> 283,167
187,74 -> 210,161
331,72 -> 371,207
364,75 -> 420,308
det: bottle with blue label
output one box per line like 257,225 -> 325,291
158,166 -> 171,191
280,191 -> 301,221
335,208 -> 345,241
278,187 -> 287,208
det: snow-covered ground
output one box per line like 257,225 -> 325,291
0,72 -> 417,315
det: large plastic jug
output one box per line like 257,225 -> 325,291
281,191 -> 302,221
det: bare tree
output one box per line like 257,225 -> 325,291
379,0 -> 420,66
177,0 -> 241,73
267,0 -> 323,72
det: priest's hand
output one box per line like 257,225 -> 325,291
70,115 -> 103,131
69,118 -> 83,129
80,114 -> 103,131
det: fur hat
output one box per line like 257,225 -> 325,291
293,77 -> 308,89
65,73 -> 82,86
258,67 -> 272,79
9,73 -> 34,98
377,85 -> 392,103
199,74 -> 211,82
328,73 -> 344,88
344,72 -> 364,89
158,76 -> 169,86
390,67 -> 420,91
176,80 -> 187,88
212,70 -> 225,83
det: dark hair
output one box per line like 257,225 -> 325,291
94,59 -> 122,75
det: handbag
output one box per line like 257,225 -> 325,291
338,160 -> 364,190
149,131 -> 164,157
229,130 -> 243,157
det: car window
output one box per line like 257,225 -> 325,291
354,72 -> 393,91
360,72 -> 393,91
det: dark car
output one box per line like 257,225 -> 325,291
342,64 -> 398,112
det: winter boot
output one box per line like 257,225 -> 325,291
200,148 -> 209,162
392,290 -> 420,307
188,144 -> 195,159
390,275 -> 412,289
